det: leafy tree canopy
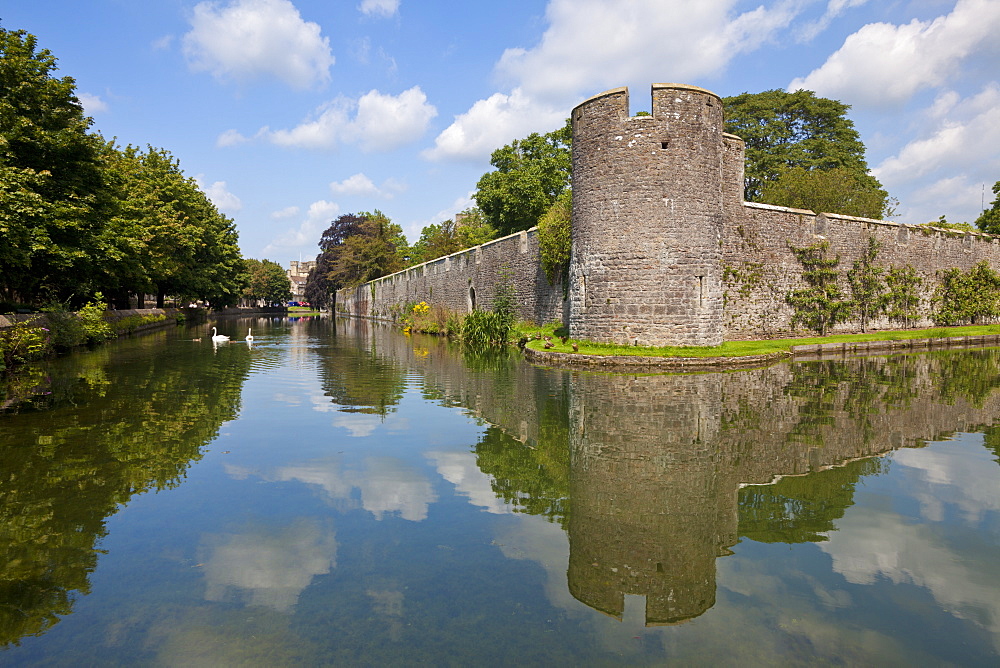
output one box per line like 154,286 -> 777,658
761,166 -> 889,220
0,27 -> 246,308
474,119 -> 571,237
244,258 -> 291,306
306,211 -> 408,303
0,27 -> 112,303
408,207 -> 498,265
537,190 -> 572,284
975,180 -> 1000,234
723,89 -> 891,217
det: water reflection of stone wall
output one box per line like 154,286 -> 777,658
568,373 -> 727,624
353,323 -> 1000,625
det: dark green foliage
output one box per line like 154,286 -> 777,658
761,166 -> 890,220
408,208 -> 497,266
786,241 -> 850,335
723,89 -> 889,216
306,211 -> 407,305
0,28 -> 111,303
474,120 -> 571,236
243,258 -> 292,306
460,269 -> 518,348
0,29 -> 247,308
460,310 -> 510,348
537,190 -> 571,285
846,237 -> 886,332
975,180 -> 1000,234
933,261 -> 1000,326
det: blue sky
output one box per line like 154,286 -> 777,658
5,0 -> 999,265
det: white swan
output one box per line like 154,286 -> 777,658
245,327 -> 254,343
211,327 -> 230,342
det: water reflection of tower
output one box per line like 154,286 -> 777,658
567,373 -> 737,625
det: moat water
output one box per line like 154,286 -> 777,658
1,317 -> 998,666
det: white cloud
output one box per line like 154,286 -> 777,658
270,205 -> 300,220
262,199 -> 340,255
819,439 -> 1000,643
329,173 -> 406,199
789,0 -> 1000,106
354,88 -> 434,151
357,457 -> 437,521
77,93 -> 108,114
423,88 -> 564,162
426,0 -> 802,162
427,450 -> 513,514
200,519 -> 337,612
359,0 -> 399,18
873,84 -> 1000,223
264,86 -> 436,152
183,0 -> 335,90
195,177 -> 243,213
497,0 -> 799,103
216,128 -> 252,147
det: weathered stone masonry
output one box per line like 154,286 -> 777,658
339,82 -> 1000,345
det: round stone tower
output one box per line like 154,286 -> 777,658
569,83 -> 726,347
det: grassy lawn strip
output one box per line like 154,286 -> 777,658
522,323 -> 1000,358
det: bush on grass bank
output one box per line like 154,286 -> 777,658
1,299 -> 170,373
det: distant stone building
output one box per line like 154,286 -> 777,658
287,260 -> 315,303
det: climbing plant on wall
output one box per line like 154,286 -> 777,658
884,265 -> 923,329
846,237 -> 886,333
786,241 -> 850,336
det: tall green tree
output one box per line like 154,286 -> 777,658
328,211 -> 406,288
884,265 -> 923,329
304,213 -> 366,308
536,190 -> 572,284
408,207 -> 497,265
723,89 -> 890,217
474,119 -> 571,236
761,166 -> 889,220
243,258 -> 291,306
101,143 -> 246,307
306,212 -> 407,303
0,27 -> 113,304
933,261 -> 1000,326
975,180 -> 1000,234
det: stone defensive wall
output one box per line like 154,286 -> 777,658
721,200 -> 1000,340
337,226 -> 566,326
340,82 -> 1000,345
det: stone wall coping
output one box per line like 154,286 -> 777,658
651,82 -> 721,101
742,201 -> 815,216
367,225 -> 539,286
572,86 -> 628,113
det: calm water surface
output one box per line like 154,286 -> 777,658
1,316 -> 998,666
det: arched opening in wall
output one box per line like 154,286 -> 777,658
469,286 -> 477,312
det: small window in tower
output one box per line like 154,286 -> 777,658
660,141 -> 669,150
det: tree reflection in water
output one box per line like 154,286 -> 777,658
0,331 -> 252,647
